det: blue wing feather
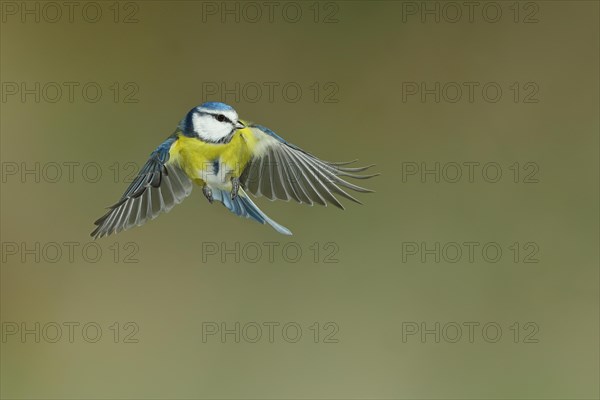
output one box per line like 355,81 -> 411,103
154,134 -> 177,162
91,132 -> 193,239
121,133 -> 178,199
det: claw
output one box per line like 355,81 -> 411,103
202,186 -> 213,204
231,177 -> 240,200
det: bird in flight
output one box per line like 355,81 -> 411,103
91,102 -> 377,238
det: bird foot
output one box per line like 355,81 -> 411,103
231,177 -> 240,200
202,186 -> 213,204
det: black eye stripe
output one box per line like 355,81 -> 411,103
196,111 -> 233,124
214,114 -> 231,123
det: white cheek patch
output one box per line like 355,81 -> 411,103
192,113 -> 232,142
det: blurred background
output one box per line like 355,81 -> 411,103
1,1 -> 598,399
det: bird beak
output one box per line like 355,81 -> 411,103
235,121 -> 246,130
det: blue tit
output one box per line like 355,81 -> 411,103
91,102 -> 377,238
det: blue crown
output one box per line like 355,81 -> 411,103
199,102 -> 235,112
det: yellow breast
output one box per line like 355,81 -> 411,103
168,127 -> 256,185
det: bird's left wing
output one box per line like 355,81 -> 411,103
91,134 -> 192,239
240,124 -> 377,209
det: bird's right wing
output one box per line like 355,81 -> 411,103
91,134 -> 192,239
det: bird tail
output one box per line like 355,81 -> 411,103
212,188 -> 292,235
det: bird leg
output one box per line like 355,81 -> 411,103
230,177 -> 240,200
202,185 -> 213,204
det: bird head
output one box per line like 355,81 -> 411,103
178,102 -> 245,142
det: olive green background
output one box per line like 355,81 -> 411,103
1,1 -> 598,399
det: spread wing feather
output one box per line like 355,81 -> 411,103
240,124 -> 377,209
91,135 -> 192,239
